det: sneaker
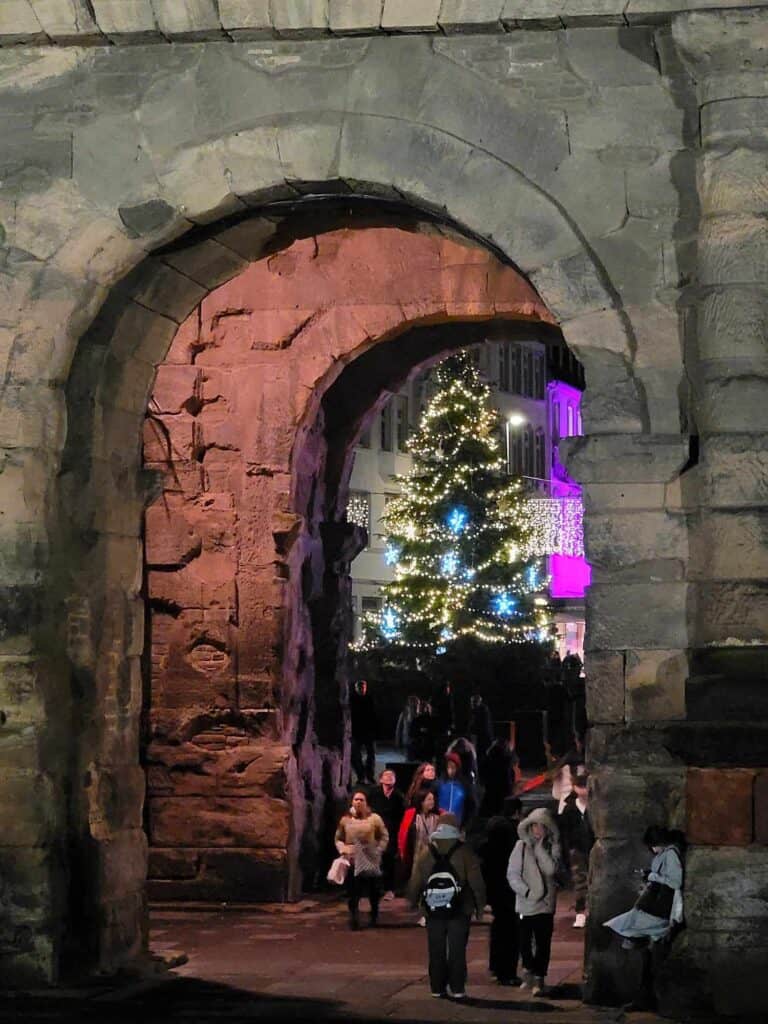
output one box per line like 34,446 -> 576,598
383,890 -> 395,901
573,912 -> 586,928
531,977 -> 546,997
448,990 -> 466,999
519,971 -> 533,990
417,915 -> 426,927
430,992 -> 444,998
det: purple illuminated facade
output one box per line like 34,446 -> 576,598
547,380 -> 591,599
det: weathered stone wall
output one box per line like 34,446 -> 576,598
142,226 -> 550,900
0,4 -> 765,1015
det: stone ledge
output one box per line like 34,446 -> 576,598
2,0 -> 768,46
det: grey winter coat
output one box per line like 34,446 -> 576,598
506,807 -> 562,916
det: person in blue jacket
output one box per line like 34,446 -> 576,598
437,752 -> 475,827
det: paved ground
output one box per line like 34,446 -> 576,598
0,893 -> 672,1023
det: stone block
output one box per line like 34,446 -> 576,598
147,847 -> 198,879
150,365 -> 201,415
702,96 -> 768,150
146,847 -> 288,901
149,795 -> 290,848
568,89 -> 684,152
590,766 -> 686,839
584,649 -> 625,724
583,481 -> 666,513
29,0 -> 102,40
91,0 -> 162,40
687,645 -> 768,721
562,434 -> 689,484
151,0 -> 224,38
687,768 -> 754,845
270,0 -> 328,36
87,765 -> 145,839
699,214 -> 768,288
0,1 -> 45,42
96,890 -> 145,972
95,829 -> 148,900
695,375 -> 768,434
161,239 -> 248,290
587,581 -> 688,650
691,511 -> 768,581
561,309 -> 629,359
213,217 -> 278,262
585,510 -> 688,572
530,251 -> 613,321
110,300 -> 178,366
382,0 -> 440,30
218,0 -> 271,37
756,771 -> 768,845
0,772 -> 58,846
329,0 -> 381,32
276,117 -> 343,184
130,261 -> 208,324
625,648 -> 687,721
692,581 -> 768,646
698,287 -> 768,363
565,26 -> 660,82
438,0 -> 504,32
700,146 -> 768,217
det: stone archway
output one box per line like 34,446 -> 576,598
140,223 -> 557,905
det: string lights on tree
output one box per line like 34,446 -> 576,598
355,351 -> 553,655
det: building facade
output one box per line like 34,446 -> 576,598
348,339 -> 588,660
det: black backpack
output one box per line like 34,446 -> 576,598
422,841 -> 463,917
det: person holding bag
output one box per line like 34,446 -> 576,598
335,790 -> 389,930
506,807 -> 563,997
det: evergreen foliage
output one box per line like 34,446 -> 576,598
359,351 -> 552,655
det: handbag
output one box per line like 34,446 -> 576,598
635,880 -> 674,919
326,855 -> 350,885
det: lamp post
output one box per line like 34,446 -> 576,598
505,412 -> 527,474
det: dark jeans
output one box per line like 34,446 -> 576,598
426,913 -> 471,996
489,907 -> 520,981
380,844 -> 397,892
351,737 -> 376,782
347,872 -> 379,920
519,913 -> 554,979
570,848 -> 588,913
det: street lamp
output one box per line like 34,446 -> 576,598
505,412 -> 527,474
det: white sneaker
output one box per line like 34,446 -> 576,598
573,912 -> 586,928
383,890 -> 395,901
417,915 -> 426,927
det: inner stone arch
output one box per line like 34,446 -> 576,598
141,222 -> 558,902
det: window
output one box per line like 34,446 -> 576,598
535,429 -> 546,480
357,423 -> 371,448
347,491 -> 371,541
522,424 -> 533,477
498,344 -> 511,391
395,395 -> 409,450
533,353 -> 545,399
567,404 -> 575,438
380,403 -> 393,451
510,345 -> 521,394
362,596 -> 382,618
521,349 -> 533,397
552,402 -> 560,442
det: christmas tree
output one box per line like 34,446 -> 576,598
360,351 -> 552,655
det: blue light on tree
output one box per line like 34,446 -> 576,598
381,606 -> 400,639
446,506 -> 469,535
384,543 -> 401,566
441,550 -> 460,576
493,592 -> 517,617
527,564 -> 539,589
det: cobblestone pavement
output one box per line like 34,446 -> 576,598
0,894 -> 672,1023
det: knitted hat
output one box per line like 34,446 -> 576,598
445,752 -> 462,769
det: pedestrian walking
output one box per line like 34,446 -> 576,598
506,807 -> 563,996
559,772 -> 594,928
397,787 -> 440,882
369,768 -> 406,900
409,700 -> 437,763
407,814 -> 486,1000
405,761 -> 438,806
479,737 -> 520,817
469,693 -> 494,767
480,797 -> 523,986
335,790 -> 389,930
395,695 -> 419,756
350,680 -> 378,785
437,752 -> 475,827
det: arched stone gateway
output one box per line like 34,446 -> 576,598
0,14 -> 767,1017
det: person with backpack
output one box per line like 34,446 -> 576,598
506,806 -> 563,996
407,813 -> 486,1000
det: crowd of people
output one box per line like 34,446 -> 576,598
334,676 -> 685,1008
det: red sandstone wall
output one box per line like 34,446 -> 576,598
142,226 -> 551,900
